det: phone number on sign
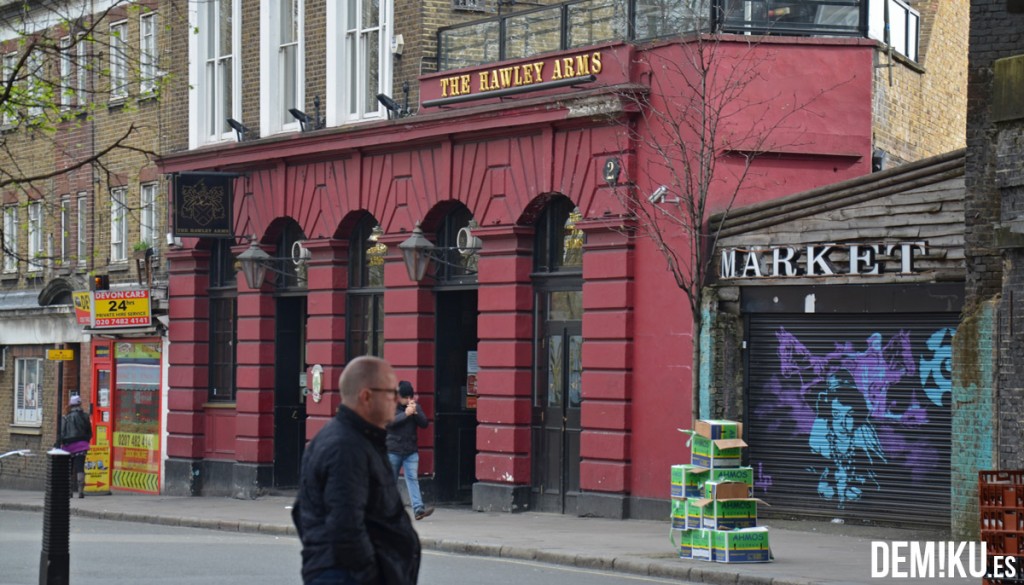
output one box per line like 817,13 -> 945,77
95,317 -> 150,326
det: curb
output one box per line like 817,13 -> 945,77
2,502 -> 822,585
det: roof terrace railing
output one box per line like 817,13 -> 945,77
437,0 -> 918,71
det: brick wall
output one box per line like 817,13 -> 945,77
871,0 -> 968,165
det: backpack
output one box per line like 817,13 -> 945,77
61,409 -> 92,444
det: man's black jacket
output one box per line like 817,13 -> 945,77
293,405 -> 420,584
385,403 -> 428,456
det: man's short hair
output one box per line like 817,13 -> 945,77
339,356 -> 388,402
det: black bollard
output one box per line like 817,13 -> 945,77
39,448 -> 71,585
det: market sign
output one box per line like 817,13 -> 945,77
72,291 -> 92,325
719,241 -> 927,279
92,290 -> 152,328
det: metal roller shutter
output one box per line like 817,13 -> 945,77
746,313 -> 956,527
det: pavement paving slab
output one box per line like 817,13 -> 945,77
0,489 -> 975,585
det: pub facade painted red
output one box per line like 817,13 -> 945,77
160,37 -> 878,517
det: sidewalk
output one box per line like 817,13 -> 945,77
0,488 -> 967,585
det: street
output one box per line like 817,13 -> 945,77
0,511 -> 687,585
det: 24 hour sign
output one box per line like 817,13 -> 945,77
92,290 -> 152,328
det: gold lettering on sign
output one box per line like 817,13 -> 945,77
467,51 -> 603,94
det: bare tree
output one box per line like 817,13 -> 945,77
609,32 -> 849,422
0,0 -> 179,272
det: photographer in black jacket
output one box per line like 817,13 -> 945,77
386,381 -> 432,520
292,356 -> 421,585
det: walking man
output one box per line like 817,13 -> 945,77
293,356 -> 421,585
386,381 -> 433,520
60,394 -> 92,499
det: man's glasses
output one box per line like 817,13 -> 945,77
368,387 -> 399,397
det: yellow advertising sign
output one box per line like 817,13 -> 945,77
46,349 -> 74,361
92,290 -> 152,328
112,431 -> 159,451
85,445 -> 111,494
72,291 -> 92,325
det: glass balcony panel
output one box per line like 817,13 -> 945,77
635,0 -> 707,40
567,0 -> 626,48
505,9 -> 562,60
439,20 -> 501,70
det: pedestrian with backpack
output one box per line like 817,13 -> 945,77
60,394 -> 92,499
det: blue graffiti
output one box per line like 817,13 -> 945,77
919,328 -> 954,407
774,325 -> 954,509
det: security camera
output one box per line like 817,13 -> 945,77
648,185 -> 669,204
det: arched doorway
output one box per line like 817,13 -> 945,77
432,204 -> 480,504
531,198 -> 584,513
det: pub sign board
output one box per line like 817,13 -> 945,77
172,172 -> 235,238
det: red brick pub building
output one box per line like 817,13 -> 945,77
159,38 -> 874,518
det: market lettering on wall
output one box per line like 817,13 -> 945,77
719,242 -> 927,279
439,51 -> 604,98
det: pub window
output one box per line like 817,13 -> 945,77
347,215 -> 386,360
208,239 -> 237,401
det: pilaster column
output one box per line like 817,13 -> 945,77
577,216 -> 634,518
302,238 -> 349,437
233,241 -> 275,471
472,225 -> 535,512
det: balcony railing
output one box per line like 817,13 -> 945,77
437,0 -> 918,71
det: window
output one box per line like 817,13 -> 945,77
26,51 -> 43,118
140,12 -> 158,95
347,216 -> 386,360
110,21 -> 128,100
14,358 -> 44,426
27,201 -> 42,272
3,205 -> 17,273
76,194 -> 87,266
2,53 -> 17,126
261,0 -> 303,133
60,197 -> 70,264
60,36 -> 74,109
535,200 -> 584,273
191,0 -> 239,145
327,0 -> 392,124
869,0 -> 920,61
209,239 -> 237,401
76,34 -> 88,106
110,187 -> 127,262
140,183 -> 158,247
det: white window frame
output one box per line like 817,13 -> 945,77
189,0 -> 241,147
326,0 -> 392,125
27,201 -> 42,271
140,182 -> 157,247
110,187 -> 127,263
60,36 -> 74,109
76,193 -> 87,267
110,20 -> 128,101
260,0 -> 303,134
26,51 -> 43,118
2,52 -> 18,127
140,12 -> 158,95
3,205 -> 17,273
14,358 -> 44,427
76,33 -> 88,106
60,196 -> 70,264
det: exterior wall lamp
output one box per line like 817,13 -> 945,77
235,235 -> 310,289
289,96 -> 325,131
398,221 -> 482,282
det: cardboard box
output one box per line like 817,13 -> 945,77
690,434 -> 746,468
695,419 -> 743,440
670,497 -> 689,530
675,528 -> 694,559
704,480 -> 753,500
671,464 -> 705,498
690,529 -> 714,561
711,527 -> 771,563
694,498 -> 763,530
710,466 -> 754,486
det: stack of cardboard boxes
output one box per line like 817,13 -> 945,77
671,419 -> 772,563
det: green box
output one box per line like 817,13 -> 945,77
690,529 -> 713,561
695,419 -> 743,440
686,499 -> 703,529
694,498 -> 761,530
671,464 -> 705,498
670,497 -> 688,529
704,480 -> 752,500
711,527 -> 771,563
675,528 -> 694,559
690,434 -> 745,468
